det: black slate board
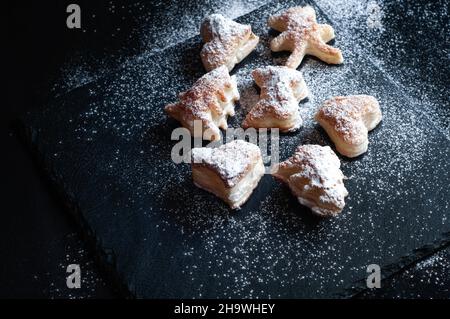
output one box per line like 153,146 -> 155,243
21,0 -> 450,298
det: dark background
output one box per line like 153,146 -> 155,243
3,0 -> 450,298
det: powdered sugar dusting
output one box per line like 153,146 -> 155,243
274,144 -> 348,217
316,0 -> 450,138
317,95 -> 381,145
268,6 -> 344,69
32,0 -> 450,298
192,140 -> 261,187
243,66 -> 308,130
200,14 -> 256,71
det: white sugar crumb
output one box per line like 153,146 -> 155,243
415,254 -> 444,270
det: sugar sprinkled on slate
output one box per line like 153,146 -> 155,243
52,0 -> 270,97
54,0 -> 449,135
316,0 -> 450,138
30,233 -> 110,299
41,0 -> 449,298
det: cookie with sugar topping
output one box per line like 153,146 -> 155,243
242,66 -> 309,132
315,95 -> 382,158
191,140 -> 265,209
268,6 -> 343,69
200,14 -> 259,72
165,66 -> 239,141
272,144 -> 348,217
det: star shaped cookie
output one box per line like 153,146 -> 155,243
268,6 -> 343,69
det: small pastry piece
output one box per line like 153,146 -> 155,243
200,14 -> 259,72
242,66 -> 308,132
315,95 -> 382,158
165,66 -> 239,141
191,140 -> 265,209
268,6 -> 343,69
272,145 -> 348,217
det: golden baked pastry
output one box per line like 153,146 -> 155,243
200,14 -> 259,72
268,6 -> 343,69
242,66 -> 308,132
315,95 -> 382,158
191,140 -> 265,209
165,66 -> 239,141
272,144 -> 348,217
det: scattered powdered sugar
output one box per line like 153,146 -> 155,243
31,233 -> 111,299
242,66 -> 307,130
39,0 -> 450,298
415,253 -> 445,271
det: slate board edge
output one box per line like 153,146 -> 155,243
15,0 -> 450,298
14,120 -> 134,298
337,235 -> 450,298
14,114 -> 450,298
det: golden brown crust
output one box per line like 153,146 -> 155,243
315,95 -> 382,157
165,66 -> 239,141
268,6 -> 343,69
242,66 -> 308,132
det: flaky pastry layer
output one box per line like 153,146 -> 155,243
272,144 -> 348,217
165,66 -> 239,141
315,95 -> 382,157
268,6 -> 343,69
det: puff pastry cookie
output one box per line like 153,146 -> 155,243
242,66 -> 308,132
315,95 -> 382,158
272,145 -> 348,217
268,6 -> 343,69
191,140 -> 265,209
200,14 -> 259,72
165,66 -> 239,141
